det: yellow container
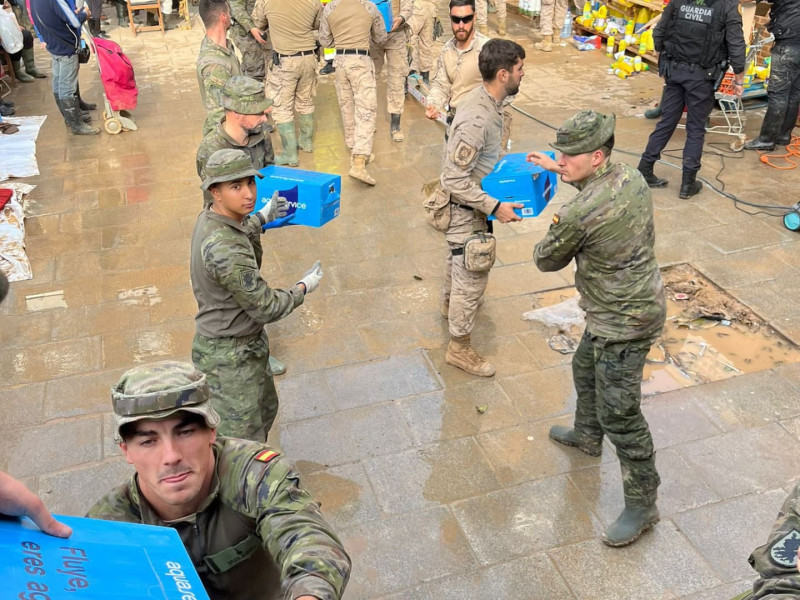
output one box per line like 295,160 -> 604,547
607,35 -> 616,56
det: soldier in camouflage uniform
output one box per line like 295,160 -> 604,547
319,0 -> 387,186
440,39 -> 525,377
369,0 -> 412,142
197,0 -> 242,117
475,0 -> 487,33
732,482 -> 800,599
229,0 -> 271,81
190,149 -> 324,441
530,110 -> 666,548
87,360 -> 350,600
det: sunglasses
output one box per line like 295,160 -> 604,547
450,14 -> 474,24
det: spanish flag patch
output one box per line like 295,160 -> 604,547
553,214 -> 560,225
254,450 -> 279,464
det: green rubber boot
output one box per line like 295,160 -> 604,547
644,105 -> 662,119
602,501 -> 660,547
12,59 -> 33,82
548,425 -> 602,456
22,48 -> 46,78
298,113 -> 314,153
275,122 -> 299,167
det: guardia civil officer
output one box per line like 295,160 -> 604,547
530,110 -> 666,547
190,149 -> 323,442
88,360 -> 350,600
637,0 -> 746,199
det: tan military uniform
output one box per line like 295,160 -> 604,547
320,0 -> 387,157
252,0 -> 322,124
370,0 -> 412,115
427,31 -> 489,113
540,0 -> 569,36
439,84 -> 503,338
476,0 -> 487,32
407,0 -> 437,74
196,37 -> 242,111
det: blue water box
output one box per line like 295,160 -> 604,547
482,152 -> 558,220
255,165 -> 341,228
3,514 -> 210,599
370,0 -> 393,32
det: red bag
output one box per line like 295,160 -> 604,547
93,38 -> 138,111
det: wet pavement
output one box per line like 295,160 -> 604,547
3,6 -> 800,599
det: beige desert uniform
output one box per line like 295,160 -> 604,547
370,0 -> 412,138
440,83 -> 503,339
475,0 -> 507,35
407,0 -> 437,75
539,0 -> 569,37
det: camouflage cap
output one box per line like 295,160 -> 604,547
201,148 -> 263,190
550,110 -> 616,155
111,361 -> 220,443
219,76 -> 272,115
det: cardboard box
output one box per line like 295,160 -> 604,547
254,166 -> 341,228
482,152 -> 559,220
370,0 -> 393,32
3,514 -> 209,599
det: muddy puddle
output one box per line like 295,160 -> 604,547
527,264 -> 800,396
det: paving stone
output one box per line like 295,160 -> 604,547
100,322 -> 195,369
274,370 -> 338,425
676,424 -> 800,498
549,521 -> 721,599
698,220 -> 794,254
642,391 -> 723,449
38,458 -> 133,516
677,580 -> 755,600
672,488 -> 787,580
325,352 -> 441,411
499,364 -> 577,422
0,337 -> 103,386
44,368 -> 126,420
298,462 -> 381,530
451,475 -> 601,565
0,312 -> 52,349
270,327 -> 372,375
0,383 -> 45,431
364,437 -> 502,514
695,249 -> 797,289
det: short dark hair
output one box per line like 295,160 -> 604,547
449,0 -> 476,11
200,0 -> 229,28
478,39 -> 526,82
119,411 -> 208,442
599,134 -> 615,157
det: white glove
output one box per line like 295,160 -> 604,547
297,260 -> 323,295
256,191 -> 289,225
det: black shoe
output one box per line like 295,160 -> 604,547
743,137 -> 776,152
679,170 -> 702,199
637,161 -> 668,188
1,99 -> 15,108
0,104 -> 15,116
319,61 -> 334,75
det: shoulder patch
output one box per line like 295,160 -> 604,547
238,266 -> 259,292
770,529 -> 800,567
452,140 -> 478,167
552,214 -> 560,225
254,449 -> 279,464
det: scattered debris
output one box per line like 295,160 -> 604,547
475,405 -> 488,415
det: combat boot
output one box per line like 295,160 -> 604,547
534,35 -> 553,52
298,113 -> 314,153
679,169 -> 702,199
497,16 -> 506,36
602,500 -> 659,547
390,113 -> 404,142
445,335 -> 495,377
275,122 -> 299,167
11,59 -> 33,83
348,154 -> 376,186
76,84 -> 96,111
548,425 -> 602,456
637,160 -> 667,188
22,48 -> 46,79
62,96 -> 100,135
644,104 -> 662,119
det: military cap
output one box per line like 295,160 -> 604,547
111,361 -> 220,442
550,110 -> 616,155
219,76 -> 272,115
201,148 -> 263,190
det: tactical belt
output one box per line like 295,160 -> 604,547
203,534 -> 261,574
452,202 -> 472,211
276,50 -> 316,57
338,49 -> 369,55
451,247 -> 464,256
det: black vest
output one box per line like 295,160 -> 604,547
663,0 -> 727,68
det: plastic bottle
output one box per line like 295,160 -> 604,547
595,4 -> 607,29
634,7 -> 649,33
561,10 -> 573,37
583,0 -> 592,18
633,56 -> 643,72
638,34 -> 647,55
618,38 -> 627,53
606,35 -> 615,56
624,20 -> 634,35
614,68 -> 628,79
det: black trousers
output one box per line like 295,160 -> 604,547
641,62 -> 716,173
5,29 -> 33,61
87,0 -> 104,19
757,43 -> 800,144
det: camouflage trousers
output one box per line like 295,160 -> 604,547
572,330 -> 660,506
371,30 -> 408,115
476,0 -> 487,30
267,53 -> 318,124
539,0 -> 569,36
230,25 -> 271,81
407,3 -> 436,74
192,330 -> 278,443
334,55 -> 377,157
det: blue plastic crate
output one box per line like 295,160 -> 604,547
254,166 -> 341,228
482,152 -> 558,220
370,0 -> 393,32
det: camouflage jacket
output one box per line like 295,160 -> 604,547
197,36 -> 242,111
534,161 -> 666,341
87,437 -> 351,600
747,482 -> 800,598
190,208 -> 304,338
196,117 -> 275,207
229,0 -> 257,35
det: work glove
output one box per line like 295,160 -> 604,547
433,16 -> 443,40
297,260 -> 323,295
256,191 -> 289,225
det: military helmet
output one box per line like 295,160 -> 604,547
219,75 -> 272,115
550,110 -> 616,155
111,361 -> 220,442
201,148 -> 263,190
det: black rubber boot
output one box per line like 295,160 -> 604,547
76,84 -> 96,111
637,160 -> 668,188
62,96 -> 100,135
390,113 -> 404,142
0,103 -> 14,116
1,99 -> 14,108
89,17 -> 109,38
679,169 -> 702,199
421,70 -> 430,86
602,501 -> 659,547
54,94 -> 90,124
548,425 -> 602,457
743,137 -> 776,151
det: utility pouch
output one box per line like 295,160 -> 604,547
272,51 -> 281,68
77,39 -> 90,64
422,178 -> 451,232
463,232 -> 497,272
